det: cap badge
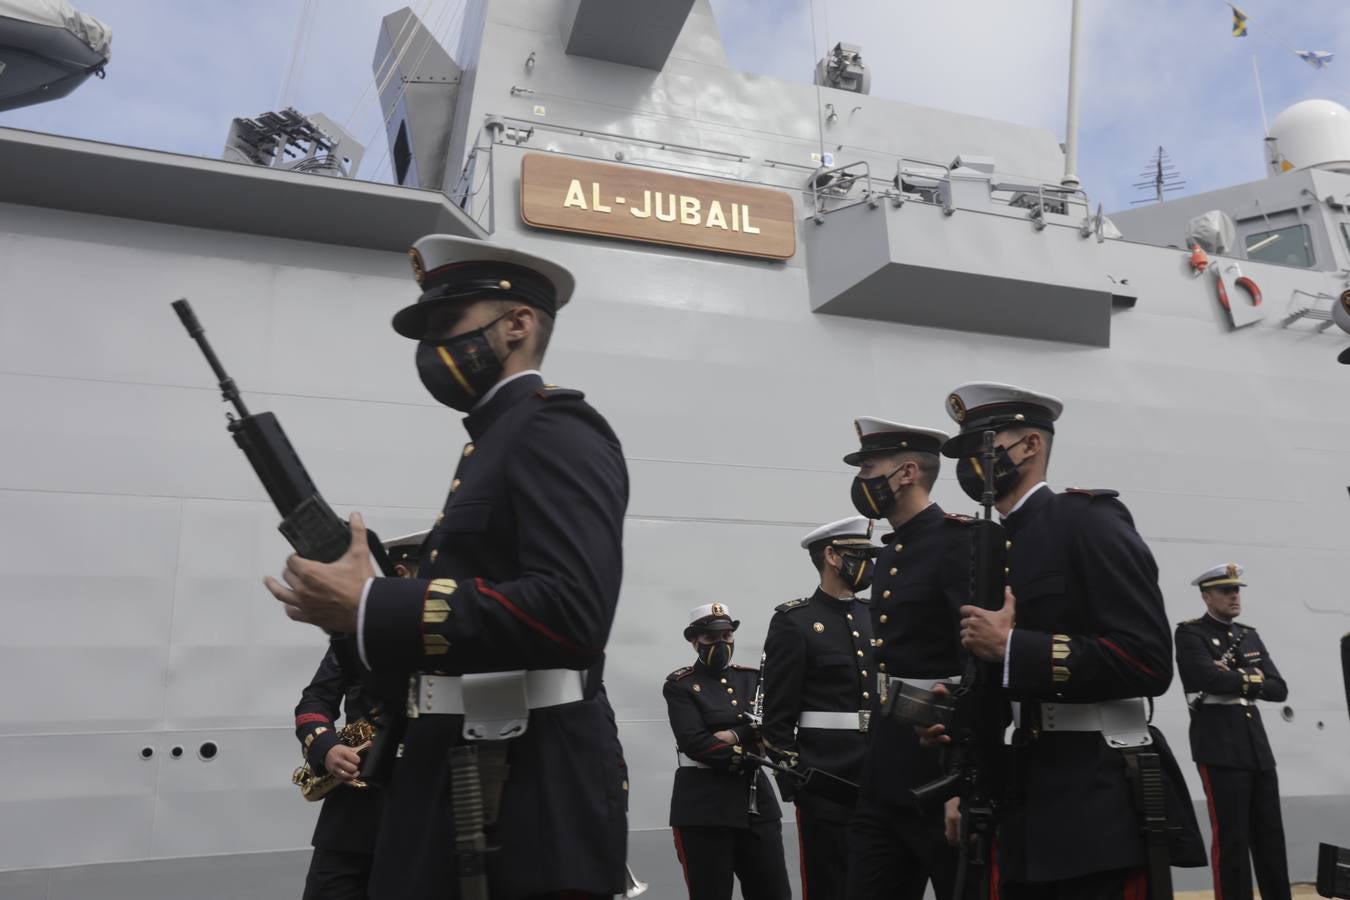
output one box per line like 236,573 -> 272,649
947,393 -> 966,423
498,279 -> 512,290
813,622 -> 825,633
408,247 -> 427,286
1225,563 -> 1238,579
711,603 -> 726,617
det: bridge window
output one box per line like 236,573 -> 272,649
1245,223 -> 1313,267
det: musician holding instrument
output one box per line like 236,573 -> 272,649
1176,563 -> 1291,900
664,604 -> 790,900
759,515 -> 878,899
292,532 -> 423,899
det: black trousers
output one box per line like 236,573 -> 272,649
303,848 -> 373,900
796,805 -> 850,900
672,820 -> 791,900
846,801 -> 955,900
1198,764 -> 1291,900
1000,867 -> 1148,900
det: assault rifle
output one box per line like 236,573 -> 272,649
171,299 -> 394,578
886,429 -> 1007,900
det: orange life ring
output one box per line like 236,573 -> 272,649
1217,274 -> 1262,311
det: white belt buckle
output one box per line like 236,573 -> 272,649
1099,698 -> 1152,749
461,671 -> 530,741
858,710 -> 871,733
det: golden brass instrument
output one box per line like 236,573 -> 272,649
292,719 -> 376,802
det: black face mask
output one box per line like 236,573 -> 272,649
850,467 -> 902,519
955,437 -> 1030,503
699,640 -> 734,671
415,313 -> 510,411
838,552 -> 874,591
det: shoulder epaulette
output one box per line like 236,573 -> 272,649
1064,487 -> 1121,499
730,663 -> 758,671
667,666 -> 694,681
775,597 -> 811,613
944,513 -> 976,525
537,385 -> 585,401
1178,617 -> 1203,626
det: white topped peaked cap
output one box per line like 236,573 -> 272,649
942,382 -> 1064,457
393,234 -> 577,338
843,418 -> 950,465
800,515 -> 875,550
683,602 -> 740,640
383,529 -> 431,551
1192,563 -> 1247,588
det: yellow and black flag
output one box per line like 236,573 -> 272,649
1232,4 -> 1249,37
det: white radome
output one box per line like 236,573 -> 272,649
1268,99 -> 1350,173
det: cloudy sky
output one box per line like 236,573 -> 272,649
5,0 -> 1350,211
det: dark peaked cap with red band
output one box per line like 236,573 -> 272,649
941,381 -> 1063,458
392,234 -> 576,339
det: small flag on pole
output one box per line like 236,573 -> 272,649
1232,5 -> 1249,37
1296,49 -> 1334,69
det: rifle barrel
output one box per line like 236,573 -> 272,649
171,298 -> 251,420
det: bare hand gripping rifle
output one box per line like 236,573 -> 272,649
171,299 -> 394,577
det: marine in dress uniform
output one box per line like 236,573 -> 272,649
942,383 -> 1204,900
840,419 -> 968,900
665,604 -> 791,900
266,235 -> 630,900
293,531 -> 422,900
761,516 -> 877,900
1176,563 -> 1291,900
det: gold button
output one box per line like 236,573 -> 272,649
861,670 -> 868,678
720,678 -> 727,684
450,479 -> 462,492
429,549 -> 439,562
889,567 -> 897,576
879,614 -> 888,623
693,685 -> 701,692
879,662 -> 887,672
726,687 -> 734,694
852,631 -> 860,638
463,444 -> 475,458
894,544 -> 902,551
1005,540 -> 1012,550
863,692 -> 870,700
882,591 -> 891,599
846,613 -> 853,621
731,699 -> 738,706
813,622 -> 825,633
876,638 -> 885,646
856,650 -> 864,658
436,513 -> 444,524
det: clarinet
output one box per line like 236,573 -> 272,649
748,650 -> 767,815
1190,628 -> 1246,709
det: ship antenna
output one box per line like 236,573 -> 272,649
1129,146 -> 1186,205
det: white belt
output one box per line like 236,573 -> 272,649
1014,698 -> 1153,749
799,710 -> 870,732
1186,693 -> 1251,707
408,670 -> 585,721
677,752 -> 711,769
